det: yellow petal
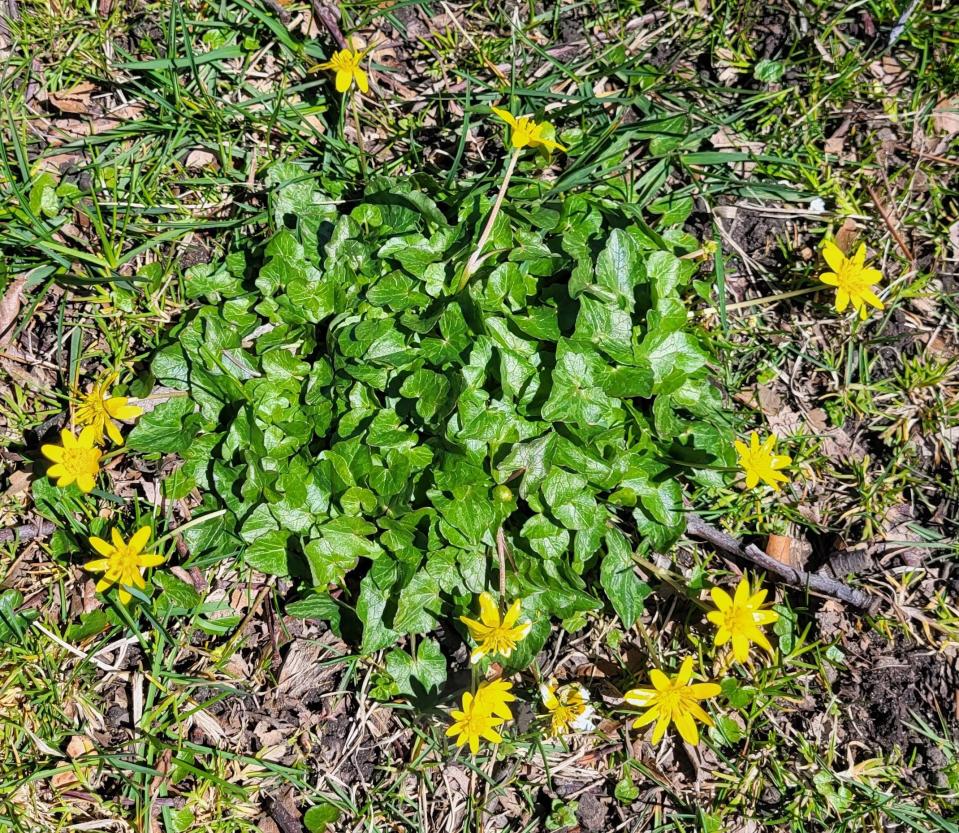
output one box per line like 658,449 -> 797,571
860,288 -> 884,310
105,419 -> 124,446
822,241 -> 846,273
853,243 -> 867,267
734,578 -> 750,607
753,609 -> 779,625
734,440 -> 749,458
460,616 -> 493,639
84,558 -> 111,572
76,473 -> 96,493
623,687 -> 655,706
478,593 -> 500,628
469,645 -> 487,664
129,526 -> 152,555
335,69 -> 352,93
353,67 -> 369,94
89,536 -> 114,557
686,682 -> 722,698
41,444 -> 64,462
631,705 -> 661,728
649,669 -> 670,691
502,599 -> 522,628
673,710 -> 699,745
709,586 -> 732,611
711,626 -> 731,645
676,656 -> 695,685
138,553 -> 165,568
835,288 -> 850,312
745,470 -> 759,489
118,587 -> 132,604
732,634 -> 750,663
104,398 -> 143,420
61,429 -> 77,448
818,271 -> 839,286
490,106 -> 518,129
95,576 -> 115,592
651,712 -> 671,744
685,700 -> 713,725
111,528 -> 125,549
77,426 -> 99,448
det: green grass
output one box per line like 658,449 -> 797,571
1,0 -> 958,831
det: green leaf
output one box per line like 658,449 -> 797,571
393,569 -> 441,634
153,572 -> 202,610
286,593 -> 342,635
357,560 -> 401,653
385,637 -> 447,697
521,514 -> 570,559
600,528 -> 650,627
245,530 -> 290,576
303,803 -> 342,833
126,397 -> 197,453
595,228 -> 640,305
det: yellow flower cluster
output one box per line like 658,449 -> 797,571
623,577 -> 779,745
38,373 -> 161,605
41,374 -> 143,494
446,679 -> 516,754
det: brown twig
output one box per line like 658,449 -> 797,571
865,183 -> 915,265
685,514 -> 882,613
0,520 -> 55,544
309,0 -> 347,50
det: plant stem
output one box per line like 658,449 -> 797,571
458,149 -> 521,291
496,526 -> 508,601
351,92 -> 367,178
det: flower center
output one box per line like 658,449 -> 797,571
333,52 -> 358,72
61,447 -> 99,475
722,605 -> 752,632
836,263 -> 867,291
111,546 -> 139,576
513,118 -> 535,146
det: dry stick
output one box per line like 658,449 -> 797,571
0,520 -> 54,544
685,514 -> 882,613
865,183 -> 915,265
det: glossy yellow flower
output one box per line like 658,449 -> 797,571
624,657 -> 721,746
41,427 -> 102,493
315,48 -> 369,94
74,374 -> 143,445
707,577 -> 779,663
818,241 -> 884,320
490,106 -> 566,152
735,431 -> 791,491
85,527 -> 164,605
446,679 -> 515,754
460,592 -> 531,663
540,679 -> 596,736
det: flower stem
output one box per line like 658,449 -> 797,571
458,149 -> 521,291
351,93 -> 367,178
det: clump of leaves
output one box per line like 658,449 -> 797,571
128,162 -> 734,675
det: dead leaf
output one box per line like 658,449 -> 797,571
0,276 -> 26,350
66,735 -> 94,758
868,56 -> 909,94
766,534 -> 805,569
932,96 -> 959,137
48,82 -> 98,115
834,218 -> 859,254
184,149 -> 218,170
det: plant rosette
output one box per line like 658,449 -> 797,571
117,166 -> 734,685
